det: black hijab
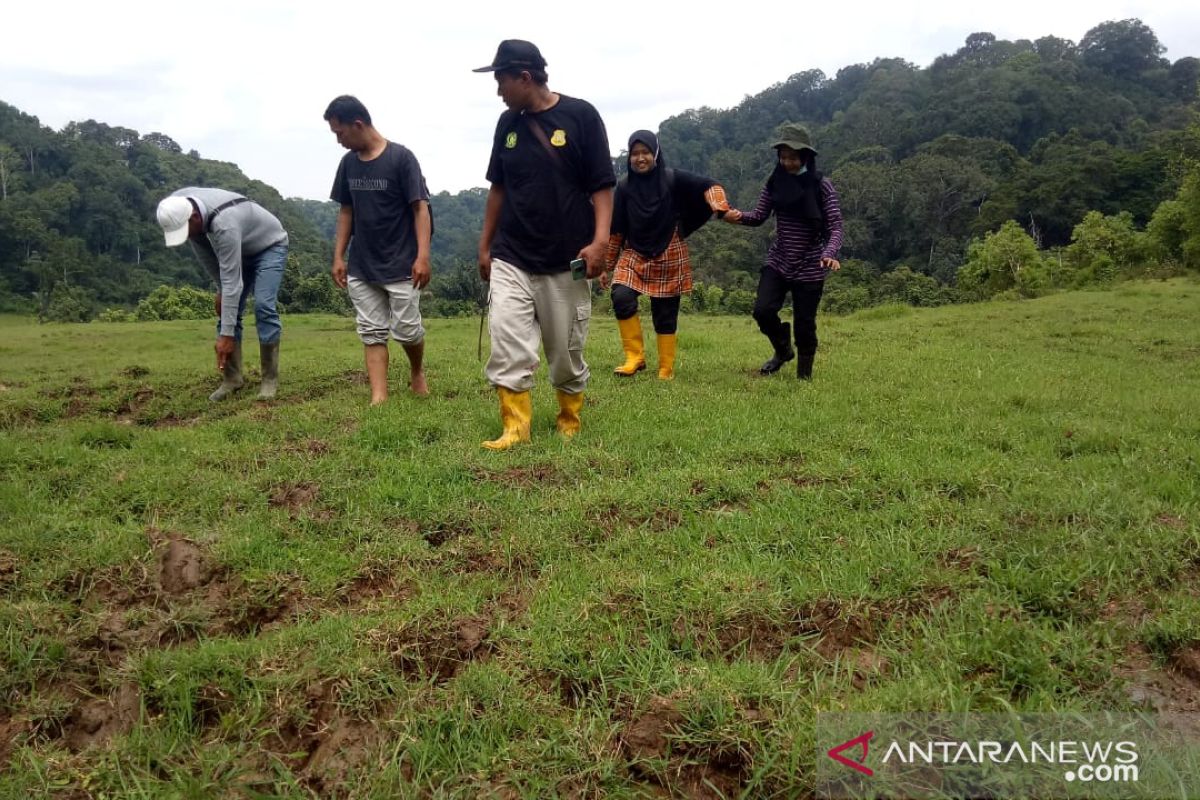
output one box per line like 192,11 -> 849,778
766,150 -> 824,221
617,130 -> 677,258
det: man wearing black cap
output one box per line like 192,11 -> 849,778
474,39 -> 615,450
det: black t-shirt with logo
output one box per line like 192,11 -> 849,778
331,142 -> 430,284
486,95 -> 615,275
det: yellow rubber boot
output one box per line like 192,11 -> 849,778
657,334 -> 677,380
481,387 -> 532,450
555,390 -> 584,438
613,316 -> 646,376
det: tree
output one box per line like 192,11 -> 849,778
1065,211 -> 1143,284
1080,19 -> 1168,80
957,221 -> 1048,299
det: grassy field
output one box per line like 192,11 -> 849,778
1,279 -> 1198,799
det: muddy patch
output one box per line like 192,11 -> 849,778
58,682 -> 141,753
584,504 -> 683,538
268,481 -> 334,521
1155,513 -> 1188,530
420,519 -> 474,549
114,386 -> 157,423
473,463 -> 571,490
620,697 -> 752,800
283,438 -> 331,457
685,595 -> 949,664
255,681 -> 387,796
335,564 -> 412,607
0,549 -> 17,588
937,547 -> 983,573
1118,644 -> 1200,712
380,617 -> 494,685
160,535 -> 211,595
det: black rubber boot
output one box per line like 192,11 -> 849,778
797,352 -> 815,380
759,322 -> 795,375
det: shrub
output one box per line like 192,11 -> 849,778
956,221 -> 1049,299
40,284 -> 95,323
136,285 -> 213,321
98,308 -> 137,322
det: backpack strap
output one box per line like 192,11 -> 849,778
205,197 -> 251,232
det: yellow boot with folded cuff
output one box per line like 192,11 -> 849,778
482,387 -> 532,450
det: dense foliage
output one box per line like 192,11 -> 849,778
2,18 -> 1198,321
0,106 -> 332,318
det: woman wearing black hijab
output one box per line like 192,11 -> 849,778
724,123 -> 843,379
602,130 -> 730,380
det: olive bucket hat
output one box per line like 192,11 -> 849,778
771,122 -> 818,155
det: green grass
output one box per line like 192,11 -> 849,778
1,279 -> 1198,798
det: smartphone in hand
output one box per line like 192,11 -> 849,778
570,258 -> 588,280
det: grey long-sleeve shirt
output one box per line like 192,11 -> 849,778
171,187 -> 289,336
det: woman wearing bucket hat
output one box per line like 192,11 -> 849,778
725,123 -> 843,380
601,130 -> 731,380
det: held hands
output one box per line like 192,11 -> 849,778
821,257 -> 841,271
722,209 -> 743,224
411,255 -> 432,290
215,335 -> 236,371
331,257 -> 348,289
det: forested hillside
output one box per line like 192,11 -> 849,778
657,18 -> 1200,306
2,18 -> 1198,321
0,106 -> 336,319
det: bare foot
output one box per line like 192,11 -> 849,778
369,394 -> 387,407
410,371 -> 429,397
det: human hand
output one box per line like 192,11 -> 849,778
598,271 -> 612,290
578,240 -> 607,279
723,209 -> 743,224
411,256 -> 432,290
331,258 -> 348,289
215,335 -> 236,371
821,257 -> 841,271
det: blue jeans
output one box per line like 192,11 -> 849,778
218,243 -> 287,344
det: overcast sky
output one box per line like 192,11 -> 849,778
4,1 -> 1197,201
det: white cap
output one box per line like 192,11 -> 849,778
156,196 -> 195,247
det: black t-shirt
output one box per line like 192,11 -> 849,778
486,95 -> 615,274
331,142 -> 430,284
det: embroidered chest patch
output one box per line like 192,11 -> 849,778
550,129 -> 567,147
505,132 -> 518,149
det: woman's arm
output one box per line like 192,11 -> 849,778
736,185 -> 773,227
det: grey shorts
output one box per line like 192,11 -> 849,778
347,277 -> 425,346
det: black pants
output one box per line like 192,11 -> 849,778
752,269 -> 824,355
612,284 -> 681,335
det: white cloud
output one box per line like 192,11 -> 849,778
4,0 -> 1197,200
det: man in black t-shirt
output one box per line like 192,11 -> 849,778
474,40 -> 616,450
324,95 -> 433,405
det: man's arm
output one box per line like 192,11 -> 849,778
578,187 -> 614,278
331,205 -> 353,288
477,184 -> 505,281
210,228 -> 245,338
411,200 -> 432,290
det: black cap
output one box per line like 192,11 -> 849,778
472,39 -> 547,73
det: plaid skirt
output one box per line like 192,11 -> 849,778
609,231 -> 692,297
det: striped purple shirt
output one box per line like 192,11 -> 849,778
738,177 -> 843,282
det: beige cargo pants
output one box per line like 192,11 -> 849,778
485,258 -> 591,394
